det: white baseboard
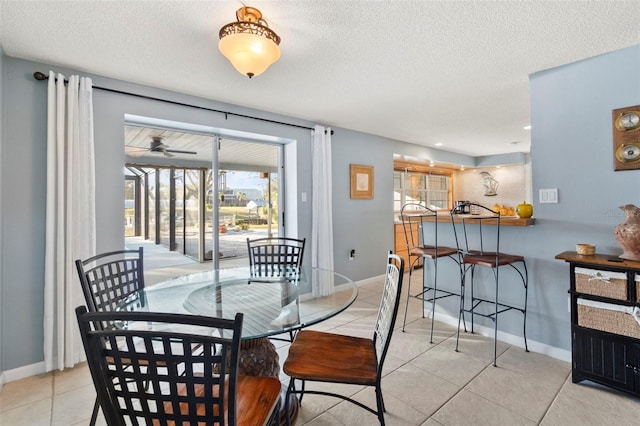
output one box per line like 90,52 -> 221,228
430,310 -> 571,363
0,362 -> 45,386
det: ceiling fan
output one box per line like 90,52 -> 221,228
127,136 -> 198,158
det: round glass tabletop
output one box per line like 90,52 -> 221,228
116,266 -> 357,339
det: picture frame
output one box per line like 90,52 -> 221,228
350,164 -> 374,199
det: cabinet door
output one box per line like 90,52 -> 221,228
573,329 -> 636,393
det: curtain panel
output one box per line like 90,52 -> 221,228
43,71 -> 96,371
311,125 -> 334,296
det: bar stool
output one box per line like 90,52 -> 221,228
400,203 -> 464,343
451,202 -> 528,366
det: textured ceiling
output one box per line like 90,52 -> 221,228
1,1 -> 639,157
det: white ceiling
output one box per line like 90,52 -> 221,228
1,1 -> 639,157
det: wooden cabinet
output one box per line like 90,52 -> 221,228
556,251 -> 640,396
394,223 -> 419,268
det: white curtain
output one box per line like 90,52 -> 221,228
311,125 -> 334,296
44,71 -> 96,371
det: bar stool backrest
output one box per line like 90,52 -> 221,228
451,202 -> 501,258
400,202 -> 442,253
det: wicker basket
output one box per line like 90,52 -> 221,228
577,302 -> 640,340
575,268 -> 627,300
576,243 -> 595,255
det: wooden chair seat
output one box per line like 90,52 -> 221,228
462,252 -> 525,268
163,375 -> 282,426
410,245 -> 459,259
284,330 -> 377,385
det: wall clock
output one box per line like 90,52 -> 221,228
612,105 -> 640,171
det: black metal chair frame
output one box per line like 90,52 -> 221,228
75,247 -> 145,425
247,237 -> 306,342
76,307 -> 275,426
283,253 -> 404,425
451,202 -> 529,366
246,237 -> 306,279
75,247 -> 145,314
400,203 -> 465,343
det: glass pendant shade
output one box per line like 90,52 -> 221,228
218,7 -> 281,78
218,32 -> 280,78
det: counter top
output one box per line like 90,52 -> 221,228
415,215 -> 535,227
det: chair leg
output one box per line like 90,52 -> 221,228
429,259 -> 437,344
460,262 -> 468,333
90,397 -> 99,426
285,380 -> 293,426
421,261 -> 426,319
375,385 -> 386,425
402,265 -> 413,331
299,379 -> 306,404
455,264 -> 466,352
522,261 -> 529,352
493,268 -> 499,367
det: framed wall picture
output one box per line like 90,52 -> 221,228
350,164 -> 374,199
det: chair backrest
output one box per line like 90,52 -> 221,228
450,202 -> 501,255
373,253 -> 404,372
76,306 -> 244,426
75,247 -> 145,314
247,237 -> 306,278
400,203 -> 440,252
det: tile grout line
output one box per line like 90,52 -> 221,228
536,370 -> 572,425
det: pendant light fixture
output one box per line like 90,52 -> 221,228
218,6 -> 281,78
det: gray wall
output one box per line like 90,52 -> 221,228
1,43 -> 638,373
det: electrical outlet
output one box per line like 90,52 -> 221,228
349,249 -> 355,261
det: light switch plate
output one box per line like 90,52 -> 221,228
539,188 -> 558,204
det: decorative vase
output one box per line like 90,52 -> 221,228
613,204 -> 640,261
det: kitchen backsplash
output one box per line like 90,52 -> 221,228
453,163 -> 532,211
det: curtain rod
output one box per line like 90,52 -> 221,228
33,71 -> 334,135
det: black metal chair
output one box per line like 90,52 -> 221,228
400,203 -> 464,343
283,253 -> 404,425
75,247 -> 146,426
247,237 -> 306,341
246,237 -> 306,280
75,307 -> 282,426
451,202 -> 529,366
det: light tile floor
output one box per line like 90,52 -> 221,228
2,273 -> 640,425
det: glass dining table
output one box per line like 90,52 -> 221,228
116,266 -> 357,377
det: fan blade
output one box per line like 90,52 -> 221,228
127,150 -> 146,158
163,151 -> 175,158
165,149 -> 197,155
